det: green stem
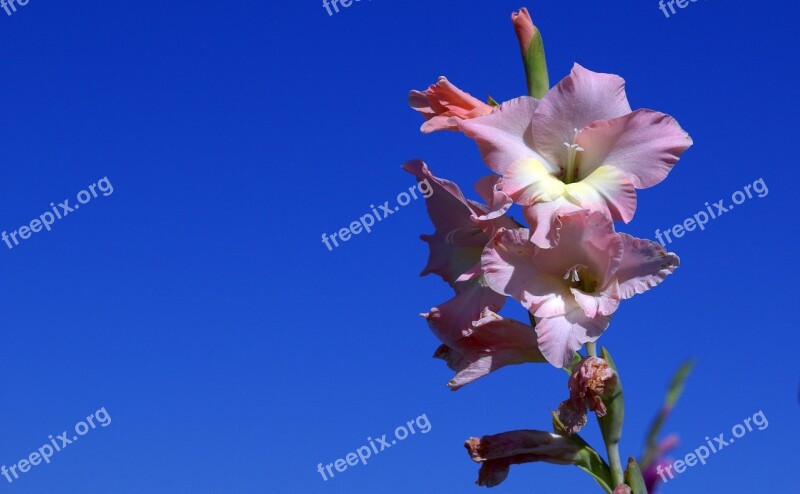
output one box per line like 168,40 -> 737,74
586,341 -> 597,358
605,440 -> 624,487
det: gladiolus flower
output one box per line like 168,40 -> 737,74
404,160 -> 539,387
409,77 -> 494,133
465,430 -> 580,487
481,210 -> 680,367
459,64 -> 692,247
402,159 -> 515,287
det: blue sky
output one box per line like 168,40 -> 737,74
0,0 -> 797,492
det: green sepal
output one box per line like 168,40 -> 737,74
624,457 -> 648,494
523,28 -> 549,98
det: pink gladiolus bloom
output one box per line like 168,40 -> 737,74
465,430 -> 580,487
402,159 -> 515,287
409,77 -> 494,133
405,160 -> 540,387
481,210 -> 680,367
459,64 -> 692,247
421,280 -> 507,372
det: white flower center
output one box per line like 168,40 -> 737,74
563,264 -> 598,293
562,128 -> 584,184
563,264 -> 585,283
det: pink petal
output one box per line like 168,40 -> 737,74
532,64 -> 631,171
403,160 -> 489,286
434,308 -> 546,390
615,233 -> 680,299
455,262 -> 482,283
422,279 -> 506,350
576,109 -> 693,188
409,77 -> 494,133
472,175 -> 515,226
534,210 -> 624,289
522,198 -> 583,249
458,96 -> 551,175
481,228 -> 569,319
570,284 -> 621,319
536,306 -> 610,368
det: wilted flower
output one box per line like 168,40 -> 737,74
481,210 -> 680,367
557,357 -> 618,434
465,430 -> 579,487
409,77 -> 494,133
459,64 -> 692,247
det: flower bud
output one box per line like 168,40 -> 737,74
511,8 -> 535,60
408,77 -> 493,133
511,7 -> 549,98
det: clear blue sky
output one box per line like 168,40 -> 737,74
0,0 -> 797,492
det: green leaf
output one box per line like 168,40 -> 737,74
641,360 -> 694,466
487,95 -> 500,107
665,360 -> 695,409
523,28 -> 549,99
624,457 -> 648,494
552,413 -> 615,494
